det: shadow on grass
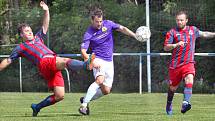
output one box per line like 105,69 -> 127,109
2,113 -> 83,117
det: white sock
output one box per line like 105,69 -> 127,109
91,88 -> 103,101
83,82 -> 100,104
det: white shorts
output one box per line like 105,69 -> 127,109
93,58 -> 114,88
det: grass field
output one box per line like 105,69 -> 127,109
0,93 -> 214,121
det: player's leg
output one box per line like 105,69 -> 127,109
93,62 -> 114,99
183,74 -> 193,102
84,76 -> 105,103
55,54 -> 95,71
31,66 -> 65,117
181,74 -> 193,114
79,59 -> 113,115
181,63 -> 195,114
31,86 -> 64,117
166,68 -> 181,115
79,75 -> 105,115
166,85 -> 178,115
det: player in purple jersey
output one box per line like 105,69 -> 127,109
78,8 -> 138,115
0,1 -> 95,117
164,11 -> 215,115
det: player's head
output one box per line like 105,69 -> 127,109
175,11 -> 188,29
90,8 -> 103,30
17,23 -> 34,41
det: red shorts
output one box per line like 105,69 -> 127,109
38,56 -> 64,88
168,63 -> 195,87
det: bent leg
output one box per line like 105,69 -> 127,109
83,76 -> 105,106
33,86 -> 64,111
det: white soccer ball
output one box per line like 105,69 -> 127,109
135,26 -> 151,42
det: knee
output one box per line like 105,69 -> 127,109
101,89 -> 111,95
169,86 -> 177,92
96,76 -> 105,84
55,94 -> 64,102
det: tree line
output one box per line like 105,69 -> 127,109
0,0 -> 215,93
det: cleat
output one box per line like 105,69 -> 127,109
181,101 -> 191,114
166,102 -> 173,115
31,103 -> 40,117
86,53 -> 95,70
79,106 -> 90,115
79,97 -> 90,115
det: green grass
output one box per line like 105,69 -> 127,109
0,93 -> 215,121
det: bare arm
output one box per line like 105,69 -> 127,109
40,1 -> 50,34
199,31 -> 215,39
116,25 -> 137,39
0,58 -> 12,71
164,41 -> 186,51
164,44 -> 178,51
81,49 -> 89,61
81,49 -> 100,69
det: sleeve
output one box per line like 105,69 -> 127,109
107,20 -> 120,30
35,29 -> 47,43
81,32 -> 91,50
9,45 -> 22,62
164,30 -> 174,46
193,26 -> 200,38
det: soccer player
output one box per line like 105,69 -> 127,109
164,10 -> 215,115
0,1 -> 95,117
78,8 -> 137,115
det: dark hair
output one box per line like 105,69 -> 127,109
17,23 -> 30,35
90,8 -> 103,20
175,10 -> 188,19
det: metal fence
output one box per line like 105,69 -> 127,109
1,52 -> 215,93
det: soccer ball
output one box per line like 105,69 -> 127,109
135,26 -> 151,42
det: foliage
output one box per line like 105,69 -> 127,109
0,0 -> 215,93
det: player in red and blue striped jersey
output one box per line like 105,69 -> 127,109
0,1 -> 95,117
164,11 -> 215,115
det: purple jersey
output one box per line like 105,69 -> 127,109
9,29 -> 55,65
81,20 -> 120,61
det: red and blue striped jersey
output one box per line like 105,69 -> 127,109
164,26 -> 200,69
9,29 -> 55,65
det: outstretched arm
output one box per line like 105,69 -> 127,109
40,1 -> 50,34
116,25 -> 137,39
199,31 -> 215,39
0,58 -> 12,71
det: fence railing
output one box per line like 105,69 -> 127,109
1,52 -> 215,93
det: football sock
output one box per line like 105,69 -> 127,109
183,87 -> 192,103
83,82 -> 100,106
91,88 -> 103,101
66,59 -> 87,71
36,95 -> 56,111
167,89 -> 174,103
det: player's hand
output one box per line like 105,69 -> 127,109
40,1 -> 49,11
176,41 -> 187,47
134,34 -> 140,41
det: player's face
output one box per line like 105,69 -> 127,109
20,26 -> 34,40
91,16 -> 103,30
176,14 -> 188,29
